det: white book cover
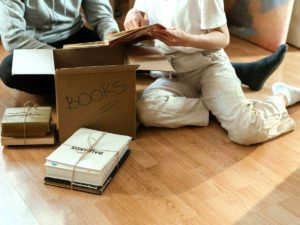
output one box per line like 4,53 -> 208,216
44,146 -> 128,186
46,128 -> 131,172
12,49 -> 55,75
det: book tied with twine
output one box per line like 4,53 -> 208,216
1,105 -> 55,146
44,128 -> 131,194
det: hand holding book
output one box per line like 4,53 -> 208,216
63,24 -> 166,49
149,27 -> 191,47
124,8 -> 149,30
64,9 -> 163,49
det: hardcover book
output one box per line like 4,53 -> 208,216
1,106 -> 52,137
44,149 -> 130,195
1,125 -> 56,146
44,128 -> 132,194
63,23 -> 165,49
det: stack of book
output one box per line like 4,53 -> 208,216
1,106 -> 55,146
44,128 -> 131,195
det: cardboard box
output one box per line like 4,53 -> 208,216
288,0 -> 300,48
12,46 -> 173,143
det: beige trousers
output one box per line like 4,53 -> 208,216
137,50 -> 296,145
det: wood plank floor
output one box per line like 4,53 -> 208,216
1,36 -> 300,225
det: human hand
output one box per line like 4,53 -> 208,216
124,9 -> 149,30
149,27 -> 190,47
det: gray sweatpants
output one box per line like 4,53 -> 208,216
137,50 -> 295,145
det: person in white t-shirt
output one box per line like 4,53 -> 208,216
125,0 -> 288,91
124,0 -> 300,145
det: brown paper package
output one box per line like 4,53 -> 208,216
1,107 -> 51,137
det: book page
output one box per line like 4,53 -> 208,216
63,40 -> 109,49
62,24 -> 165,49
109,24 -> 165,46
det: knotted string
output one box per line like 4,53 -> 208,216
1,101 -> 51,145
70,132 -> 106,190
69,131 -> 122,189
22,101 -> 38,145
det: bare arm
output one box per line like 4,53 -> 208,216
150,24 -> 230,50
187,25 -> 230,50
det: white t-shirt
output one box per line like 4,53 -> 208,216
134,0 -> 227,54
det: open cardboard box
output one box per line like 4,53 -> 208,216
12,46 -> 174,143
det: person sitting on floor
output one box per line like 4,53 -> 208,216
124,3 -> 288,91
124,0 -> 300,145
0,0 -> 288,95
0,0 -> 118,95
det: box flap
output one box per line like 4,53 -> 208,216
54,47 -> 125,69
126,46 -> 174,72
56,64 -> 139,76
12,49 -> 55,75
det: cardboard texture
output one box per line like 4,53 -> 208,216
288,0 -> 300,48
225,0 -> 295,51
1,107 -> 52,137
12,49 -> 55,75
126,46 -> 174,72
55,47 -> 138,142
12,46 -> 174,143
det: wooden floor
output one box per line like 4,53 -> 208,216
1,36 -> 300,225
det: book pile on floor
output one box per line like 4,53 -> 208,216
1,106 -> 55,146
44,128 -> 131,195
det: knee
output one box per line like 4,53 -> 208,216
136,93 -> 168,127
227,118 -> 269,145
0,54 -> 14,88
228,127 -> 264,145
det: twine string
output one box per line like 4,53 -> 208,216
69,131 -> 122,190
22,101 -> 37,145
70,132 -> 106,190
1,101 -> 51,145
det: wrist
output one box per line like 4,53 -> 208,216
184,34 -> 203,48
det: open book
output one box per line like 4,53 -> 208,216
64,23 -> 165,49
